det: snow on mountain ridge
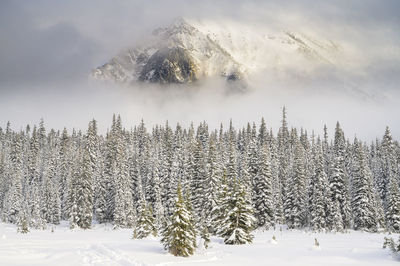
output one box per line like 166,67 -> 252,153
93,18 -> 344,85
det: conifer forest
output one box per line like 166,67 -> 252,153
1,108 -> 399,254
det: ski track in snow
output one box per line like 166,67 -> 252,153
78,244 -> 146,266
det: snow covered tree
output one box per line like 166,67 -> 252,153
163,182 -> 196,257
200,223 -> 210,249
3,134 -> 24,224
309,141 -> 328,231
278,107 -> 292,225
286,136 -> 307,229
134,201 -> 156,239
383,235 -> 400,255
377,127 -> 397,204
351,140 -> 377,231
0,113 -> 399,239
386,175 -> 400,233
221,179 -> 256,245
67,148 -> 81,229
113,116 -> 135,228
18,210 -> 30,234
191,139 -> 207,222
210,171 -> 229,236
253,143 -> 274,229
203,137 -> 222,226
76,144 -> 93,229
329,199 -> 344,232
329,122 -> 352,229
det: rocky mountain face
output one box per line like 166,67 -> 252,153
138,47 -> 198,84
92,18 -> 343,85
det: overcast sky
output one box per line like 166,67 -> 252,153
0,0 -> 399,140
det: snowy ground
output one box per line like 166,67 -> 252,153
0,222 -> 398,266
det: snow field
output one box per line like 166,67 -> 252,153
0,222 -> 398,266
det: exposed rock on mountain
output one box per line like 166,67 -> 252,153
138,47 -> 198,84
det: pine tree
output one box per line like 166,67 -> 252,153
201,223 -> 210,249
247,130 -> 259,203
26,126 -> 45,228
4,134 -> 24,224
164,183 -> 196,257
67,148 -> 79,229
113,116 -> 135,228
386,175 -> 400,233
134,201 -> 155,239
18,210 -> 30,234
254,143 -> 274,229
286,136 -> 307,229
204,137 -> 222,225
221,179 -> 256,245
309,141 -> 328,231
41,145 -> 61,225
378,127 -> 396,204
210,171 -> 229,236
94,167 -> 108,223
278,107 -> 292,225
0,114 -> 399,239
59,127 -> 70,220
330,199 -> 344,232
351,140 -> 377,231
76,144 -> 94,229
330,122 -> 352,229
191,139 -> 207,223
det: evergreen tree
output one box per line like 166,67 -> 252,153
204,137 -> 222,226
253,143 -> 274,228
4,134 -> 24,224
0,114 -> 399,240
288,137 -> 307,229
76,144 -> 93,229
200,223 -> 210,249
163,183 -> 196,257
330,122 -> 352,229
210,171 -> 229,236
378,127 -> 397,204
309,141 -> 328,231
68,148 -> 81,229
386,175 -> 400,233
134,201 -> 156,239
351,140 -> 377,231
113,116 -> 135,228
221,179 -> 255,245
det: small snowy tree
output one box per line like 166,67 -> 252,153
163,183 -> 196,257
134,201 -> 155,239
221,179 -> 256,245
200,223 -> 210,249
17,210 -> 29,234
384,236 -> 400,256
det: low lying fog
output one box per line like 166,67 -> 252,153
1,0 -> 399,141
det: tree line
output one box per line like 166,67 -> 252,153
0,108 -> 399,255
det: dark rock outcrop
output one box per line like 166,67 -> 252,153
139,47 -> 198,84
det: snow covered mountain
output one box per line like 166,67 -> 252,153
92,18 -> 344,85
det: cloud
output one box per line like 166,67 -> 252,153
0,0 -> 399,140
0,1 -> 99,88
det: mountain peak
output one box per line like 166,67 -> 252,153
172,17 -> 191,28
152,17 -> 198,38
92,19 -> 343,86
